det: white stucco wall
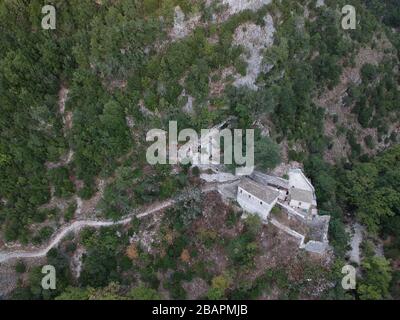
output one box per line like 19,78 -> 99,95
289,199 -> 311,211
237,187 -> 276,221
278,189 -> 288,201
288,169 -> 315,193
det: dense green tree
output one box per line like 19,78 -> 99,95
358,256 -> 392,300
129,285 -> 161,300
254,136 -> 281,171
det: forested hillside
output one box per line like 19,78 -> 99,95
0,0 -> 399,300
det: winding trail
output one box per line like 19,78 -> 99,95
0,199 -> 174,264
347,222 -> 364,265
0,182 -> 223,264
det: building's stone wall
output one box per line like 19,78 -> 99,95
237,186 -> 276,221
234,169 -> 330,255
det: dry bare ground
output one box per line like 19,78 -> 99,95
232,14 -> 275,90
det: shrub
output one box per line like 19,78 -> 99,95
15,261 -> 26,274
129,285 -> 161,300
64,203 -> 76,222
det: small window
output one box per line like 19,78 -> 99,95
248,195 -> 251,198
260,201 -> 262,205
299,202 -> 302,206
240,189 -> 242,193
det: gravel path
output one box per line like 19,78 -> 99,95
0,182 -> 222,264
347,222 -> 364,265
0,200 -> 174,263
